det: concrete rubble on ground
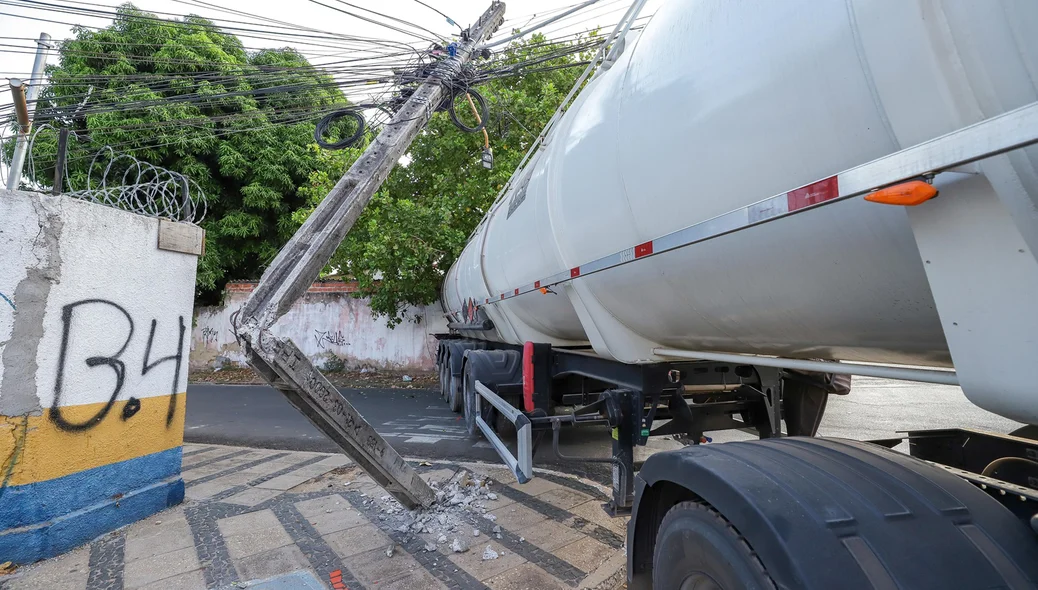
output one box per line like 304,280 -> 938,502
348,467 -> 527,584
364,468 -> 512,560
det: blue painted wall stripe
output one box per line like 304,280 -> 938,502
0,446 -> 182,530
0,474 -> 183,564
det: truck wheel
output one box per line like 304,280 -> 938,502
653,501 -> 775,590
631,437 -> 1038,589
460,349 -> 522,437
439,355 -> 451,402
449,373 -> 464,413
463,363 -> 493,437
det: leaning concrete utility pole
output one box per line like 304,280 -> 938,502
6,33 -> 52,191
235,2 -> 506,509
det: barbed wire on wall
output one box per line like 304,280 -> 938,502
24,127 -> 207,224
73,146 -> 208,223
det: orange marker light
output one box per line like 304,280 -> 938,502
864,180 -> 938,206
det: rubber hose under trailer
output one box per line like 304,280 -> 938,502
628,437 -> 1038,590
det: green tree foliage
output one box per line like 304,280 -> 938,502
15,4 -> 346,303
295,34 -> 590,325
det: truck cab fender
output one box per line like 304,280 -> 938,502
628,437 -> 1038,590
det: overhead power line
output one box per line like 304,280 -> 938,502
1,0 -> 655,161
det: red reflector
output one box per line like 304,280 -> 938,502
514,288 -> 519,295
635,241 -> 653,258
534,280 -> 541,288
787,176 -> 839,211
500,293 -> 505,300
570,267 -> 580,278
522,341 -> 535,412
485,298 -> 489,304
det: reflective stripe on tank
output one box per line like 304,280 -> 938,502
445,100 -> 1038,317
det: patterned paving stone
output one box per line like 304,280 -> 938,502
322,522 -> 391,559
568,501 -> 627,536
293,495 -> 368,535
85,532 -> 125,590
3,545 -> 90,590
347,546 -> 449,590
489,503 -> 549,530
135,569 -> 206,590
485,563 -> 568,590
553,537 -> 611,573
218,509 -> 295,560
9,445 -> 628,590
536,487 -> 594,511
514,520 -> 584,552
232,544 -> 313,582
122,546 -> 199,589
506,477 -> 565,497
446,540 -> 526,581
222,487 -> 283,507
124,514 -> 195,563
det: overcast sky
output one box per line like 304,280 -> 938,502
0,0 -> 656,89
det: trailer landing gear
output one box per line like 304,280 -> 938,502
628,437 -> 1038,590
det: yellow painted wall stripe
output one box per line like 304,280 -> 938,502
0,393 -> 185,487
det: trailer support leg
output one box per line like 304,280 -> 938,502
783,375 -> 829,436
604,389 -> 637,516
753,367 -> 784,438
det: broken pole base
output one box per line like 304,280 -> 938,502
244,330 -> 436,509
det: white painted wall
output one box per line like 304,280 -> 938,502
1,190 -> 198,416
191,287 -> 448,372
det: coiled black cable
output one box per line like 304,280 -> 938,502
446,87 -> 489,133
314,84 -> 490,150
314,109 -> 366,149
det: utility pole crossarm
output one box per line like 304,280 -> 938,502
235,2 -> 506,510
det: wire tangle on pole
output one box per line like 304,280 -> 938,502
1,0 -> 653,161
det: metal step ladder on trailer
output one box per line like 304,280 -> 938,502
471,99 -> 1038,499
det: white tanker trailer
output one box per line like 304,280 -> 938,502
435,0 -> 1038,588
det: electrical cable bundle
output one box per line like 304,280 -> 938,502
0,0 -> 653,161
446,86 -> 488,133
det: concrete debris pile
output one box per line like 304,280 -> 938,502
366,469 -> 510,558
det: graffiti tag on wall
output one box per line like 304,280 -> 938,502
49,299 -> 186,431
314,329 -> 349,350
200,326 -> 219,345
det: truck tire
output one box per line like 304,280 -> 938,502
449,373 -> 464,412
444,340 -> 487,413
438,353 -> 451,402
462,361 -> 487,437
630,437 -> 1038,590
461,349 -> 522,438
653,501 -> 775,590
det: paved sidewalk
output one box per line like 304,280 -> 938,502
1,444 -> 627,590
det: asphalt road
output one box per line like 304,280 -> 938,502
185,377 -> 1024,470
184,384 -> 622,478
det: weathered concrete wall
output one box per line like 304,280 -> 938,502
191,282 -> 447,372
0,189 -> 199,564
